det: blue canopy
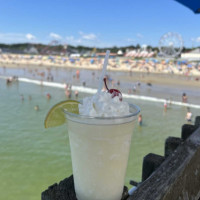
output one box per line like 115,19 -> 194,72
175,0 -> 200,13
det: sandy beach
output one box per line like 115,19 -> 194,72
1,53 -> 200,76
0,55 -> 200,105
1,53 -> 200,91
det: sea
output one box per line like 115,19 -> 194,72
0,66 -> 200,200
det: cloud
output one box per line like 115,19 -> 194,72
79,31 -> 97,40
49,32 -> 62,40
66,36 -> 74,41
82,34 -> 97,40
26,33 -> 36,40
0,33 -> 33,43
136,33 -> 144,38
196,37 -> 200,43
65,34 -> 126,47
65,32 -> 98,46
125,38 -> 135,43
66,36 -> 82,45
191,37 -> 200,43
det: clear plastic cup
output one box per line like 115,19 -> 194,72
65,103 -> 140,200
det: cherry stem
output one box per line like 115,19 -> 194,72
103,78 -> 109,91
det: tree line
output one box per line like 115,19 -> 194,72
0,43 -> 196,54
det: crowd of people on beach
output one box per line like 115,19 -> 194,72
1,53 -> 200,77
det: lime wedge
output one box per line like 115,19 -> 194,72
44,100 -> 80,128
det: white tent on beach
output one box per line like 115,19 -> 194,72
125,50 -> 137,57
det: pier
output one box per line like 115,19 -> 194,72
42,116 -> 200,200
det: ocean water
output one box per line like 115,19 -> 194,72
0,68 -> 199,200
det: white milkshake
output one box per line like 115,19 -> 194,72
65,92 -> 140,200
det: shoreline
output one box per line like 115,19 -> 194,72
1,61 -> 200,89
119,72 -> 200,89
1,75 -> 200,109
1,57 -> 200,105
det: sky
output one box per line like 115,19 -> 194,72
0,0 -> 199,48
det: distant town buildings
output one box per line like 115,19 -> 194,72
24,46 -> 39,54
1,42 -> 199,61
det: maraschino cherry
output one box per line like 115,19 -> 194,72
103,77 -> 122,101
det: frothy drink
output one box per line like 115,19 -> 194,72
65,92 -> 140,200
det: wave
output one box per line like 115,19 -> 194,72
1,75 -> 200,109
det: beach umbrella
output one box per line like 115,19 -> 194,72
181,60 -> 187,64
153,59 -> 158,63
175,0 -> 200,13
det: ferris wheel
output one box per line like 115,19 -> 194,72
159,32 -> 184,57
41,40 -> 67,55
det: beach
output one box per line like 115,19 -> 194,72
1,53 -> 200,76
1,53 -> 200,106
1,0 -> 200,199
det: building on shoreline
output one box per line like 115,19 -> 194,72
181,48 -> 200,61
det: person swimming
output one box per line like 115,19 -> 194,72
46,93 -> 51,100
76,70 -> 80,79
34,105 -> 39,111
6,77 -> 12,85
20,94 -> 24,101
164,99 -> 168,112
185,108 -> 192,122
138,114 -> 143,126
74,90 -> 79,98
65,89 -> 71,98
182,93 -> 188,103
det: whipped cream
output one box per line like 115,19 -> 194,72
79,92 -> 130,117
